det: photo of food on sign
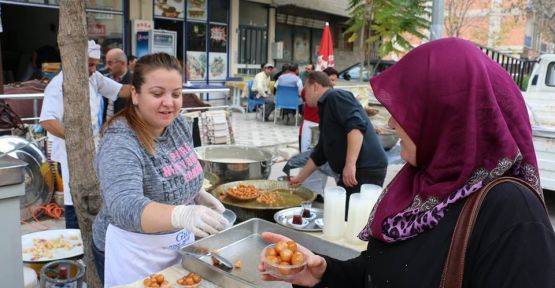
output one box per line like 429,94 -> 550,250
154,0 -> 184,19
187,0 -> 206,20
209,54 -> 226,79
187,52 -> 207,80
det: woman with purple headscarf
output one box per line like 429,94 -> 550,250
258,38 -> 555,287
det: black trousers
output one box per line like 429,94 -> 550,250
91,241 -> 105,283
337,167 -> 387,221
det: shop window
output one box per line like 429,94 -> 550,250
209,24 -> 227,80
239,1 -> 267,27
186,0 -> 229,82
86,0 -> 123,11
187,22 -> 207,81
293,27 -> 310,64
333,24 -> 353,51
86,12 -> 124,57
310,28 -> 322,64
187,22 -> 206,52
13,0 -> 123,11
155,19 -> 184,60
209,0 -> 228,23
276,23 -> 292,63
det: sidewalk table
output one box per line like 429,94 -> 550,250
224,81 -> 248,114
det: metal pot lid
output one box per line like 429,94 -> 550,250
195,145 -> 273,163
0,136 -> 53,220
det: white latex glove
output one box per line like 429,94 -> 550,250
195,189 -> 226,213
171,205 -> 228,238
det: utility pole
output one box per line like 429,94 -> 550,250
431,0 -> 444,40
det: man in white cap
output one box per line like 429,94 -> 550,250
39,40 -> 131,229
252,62 -> 275,120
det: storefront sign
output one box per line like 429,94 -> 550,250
133,20 -> 154,32
88,24 -> 107,37
210,26 -> 226,42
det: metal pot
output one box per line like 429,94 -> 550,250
195,145 -> 273,184
378,133 -> 399,151
0,136 -> 53,221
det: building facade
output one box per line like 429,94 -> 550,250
0,0 -> 358,85
443,0 -> 554,57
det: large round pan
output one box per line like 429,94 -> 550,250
195,145 -> 273,184
211,180 -> 316,222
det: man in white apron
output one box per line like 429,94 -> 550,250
39,40 -> 130,229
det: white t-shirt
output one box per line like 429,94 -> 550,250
39,71 -> 122,205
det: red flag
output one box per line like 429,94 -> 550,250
316,22 -> 334,71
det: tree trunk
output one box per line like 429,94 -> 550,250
58,1 -> 103,287
358,24 -> 365,82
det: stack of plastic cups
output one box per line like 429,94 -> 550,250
360,184 -> 383,226
345,193 -> 367,244
323,186 -> 346,240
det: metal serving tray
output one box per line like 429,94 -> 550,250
180,218 -> 360,288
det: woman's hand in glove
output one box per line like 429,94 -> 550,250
171,205 -> 228,238
195,189 -> 226,213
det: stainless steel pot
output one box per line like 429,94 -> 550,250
195,145 -> 273,184
0,136 -> 53,221
378,133 -> 399,151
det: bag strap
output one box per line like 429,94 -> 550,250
440,176 -> 546,288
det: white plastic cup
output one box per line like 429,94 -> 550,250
360,184 -> 382,222
323,187 -> 346,240
345,193 -> 367,244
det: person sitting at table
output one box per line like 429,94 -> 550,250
252,62 -> 275,121
259,38 -> 555,288
92,53 -> 228,287
275,63 -> 303,122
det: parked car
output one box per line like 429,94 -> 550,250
338,60 -> 397,82
523,53 -> 555,191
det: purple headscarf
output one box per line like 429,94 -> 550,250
360,38 -> 541,243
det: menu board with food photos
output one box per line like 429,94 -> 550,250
154,0 -> 185,19
187,0 -> 207,21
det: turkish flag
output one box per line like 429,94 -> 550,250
316,22 -> 334,71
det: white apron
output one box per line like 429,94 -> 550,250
104,224 -> 194,287
300,120 -> 319,153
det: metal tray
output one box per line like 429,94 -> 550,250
274,207 -> 323,232
180,218 -> 360,288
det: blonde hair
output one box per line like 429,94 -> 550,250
103,53 -> 182,155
